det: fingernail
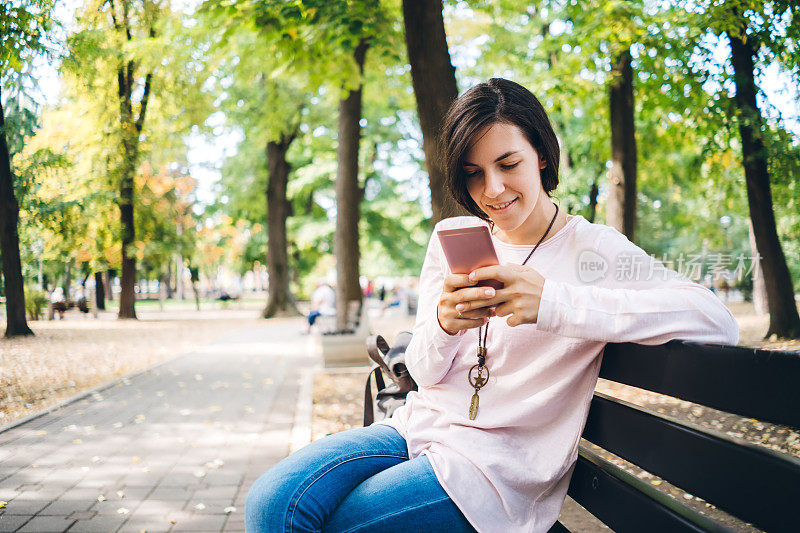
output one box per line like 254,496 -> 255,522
456,304 -> 466,312
469,272 -> 476,281
485,288 -> 495,297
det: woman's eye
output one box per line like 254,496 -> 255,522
500,162 -> 520,170
464,169 -> 481,177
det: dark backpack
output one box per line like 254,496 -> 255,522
363,332 -> 417,426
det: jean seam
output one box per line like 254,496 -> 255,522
337,495 -> 452,533
285,451 -> 408,533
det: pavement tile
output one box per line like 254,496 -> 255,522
88,498 -> 141,516
148,486 -> 193,500
134,499 -> 183,517
0,514 -> 31,533
114,486 -> 154,500
12,488 -> 66,501
39,499 -> 96,515
117,516 -> 173,533
184,499 -> 234,514
0,489 -> 20,501
65,512 -> 96,521
66,515 -> 127,532
200,472 -> 243,486
191,486 -> 238,501
154,474 -> 205,487
169,513 -> 227,532
12,483 -> 41,493
15,514 -> 75,532
16,468 -> 56,483
222,517 -> 245,533
77,476 -> 124,489
56,488 -> 104,500
2,498 -> 51,516
0,321 -> 309,533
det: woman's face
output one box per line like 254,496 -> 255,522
463,122 -> 547,242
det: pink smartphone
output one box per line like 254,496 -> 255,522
437,226 -> 503,290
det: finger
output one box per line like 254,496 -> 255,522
493,302 -> 512,317
458,316 -> 490,329
468,265 -> 510,284
456,299 -> 500,316
454,286 -> 497,308
457,307 -> 494,320
443,273 -> 476,292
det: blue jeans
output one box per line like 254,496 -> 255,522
245,424 -> 476,532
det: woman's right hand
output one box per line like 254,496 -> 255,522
437,273 -> 496,335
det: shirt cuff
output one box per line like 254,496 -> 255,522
429,312 -> 466,347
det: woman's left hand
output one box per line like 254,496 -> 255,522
466,264 -> 547,327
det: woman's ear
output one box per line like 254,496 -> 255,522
539,155 -> 547,170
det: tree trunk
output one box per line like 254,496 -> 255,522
0,89 -> 33,337
606,49 -> 638,241
262,134 -> 300,318
334,41 -> 368,331
588,179 -> 599,224
748,219 -> 767,315
189,266 -> 200,311
112,0 -> 154,319
402,0 -> 464,223
165,263 -> 174,298
63,261 -> 72,300
104,270 -> 113,302
118,161 -> 137,318
729,32 -> 800,339
94,271 -> 106,310
176,251 -> 184,300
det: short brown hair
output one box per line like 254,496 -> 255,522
440,78 -> 560,221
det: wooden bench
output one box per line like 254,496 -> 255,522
551,341 -> 800,532
316,300 -> 372,367
317,300 -> 368,336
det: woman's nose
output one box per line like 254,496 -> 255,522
483,170 -> 505,198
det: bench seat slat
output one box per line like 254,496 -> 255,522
583,393 -> 800,532
567,447 -> 728,532
600,341 -> 800,429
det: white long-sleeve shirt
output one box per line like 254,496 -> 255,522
380,214 -> 738,533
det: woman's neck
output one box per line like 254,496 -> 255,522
492,195 -> 567,246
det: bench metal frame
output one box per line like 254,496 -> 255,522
553,341 -> 800,532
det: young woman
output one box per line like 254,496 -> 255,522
245,78 -> 739,533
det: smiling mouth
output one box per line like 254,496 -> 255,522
486,198 -> 518,211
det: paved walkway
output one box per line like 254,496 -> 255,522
0,318 -> 316,532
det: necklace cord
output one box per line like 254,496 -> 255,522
469,203 -> 561,419
477,203 -> 560,351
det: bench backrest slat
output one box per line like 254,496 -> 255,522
582,393 -> 800,532
600,341 -> 800,429
567,447 -> 729,533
